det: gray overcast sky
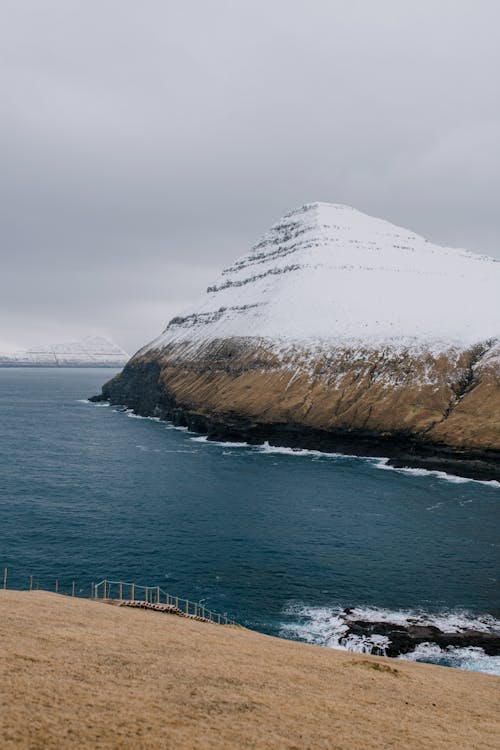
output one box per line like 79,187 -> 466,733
1,0 -> 499,354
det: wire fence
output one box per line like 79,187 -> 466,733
2,568 -> 236,626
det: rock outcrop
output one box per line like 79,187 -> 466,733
340,613 -> 500,658
93,203 -> 500,480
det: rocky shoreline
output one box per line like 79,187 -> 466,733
92,203 -> 499,484
90,359 -> 500,482
338,611 -> 500,658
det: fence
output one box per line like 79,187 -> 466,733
2,568 -> 236,626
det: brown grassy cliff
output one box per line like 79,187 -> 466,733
1,590 -> 499,749
99,337 -> 500,480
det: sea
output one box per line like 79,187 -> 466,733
1,368 -> 499,674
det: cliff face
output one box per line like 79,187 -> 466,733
96,203 -> 500,480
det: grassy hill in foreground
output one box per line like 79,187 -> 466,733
1,590 -> 499,749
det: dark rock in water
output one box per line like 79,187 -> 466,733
344,616 -> 500,657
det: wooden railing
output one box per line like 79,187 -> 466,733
93,579 -> 235,625
2,568 -> 236,626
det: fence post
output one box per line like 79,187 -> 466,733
156,586 -> 160,604
225,615 -> 228,625
194,603 -> 197,617
3,568 -> 7,589
130,582 -> 135,601
103,579 -> 107,599
185,600 -> 189,615
202,605 -> 205,619
175,596 -> 178,610
29,575 -> 33,592
118,581 -> 123,601
91,582 -> 94,598
144,586 -> 148,603
218,614 -> 221,625
72,580 -> 75,597
55,579 -> 59,594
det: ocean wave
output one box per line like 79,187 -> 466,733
280,604 -> 500,674
164,423 -> 192,433
190,436 -> 250,447
125,410 -> 160,421
372,458 -> 500,489
281,605 -> 389,655
190,436 -> 498,488
77,399 -> 109,407
258,441 -> 350,459
400,643 -> 500,675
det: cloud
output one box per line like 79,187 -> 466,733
1,0 -> 499,352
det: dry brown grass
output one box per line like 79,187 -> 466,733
1,590 -> 499,749
145,341 -> 500,451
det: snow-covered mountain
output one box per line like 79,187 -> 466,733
95,203 -> 500,481
145,202 -> 499,356
0,336 -> 129,367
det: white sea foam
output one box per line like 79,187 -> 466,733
281,605 -> 390,655
108,407 -> 499,489
400,643 -> 500,675
258,441 -> 350,459
280,604 -> 500,674
340,605 -> 500,633
372,457 -> 500,489
77,399 -> 110,407
193,438 -> 499,489
190,436 -> 498,489
125,410 -> 160,421
190,436 -> 249,448
164,423 -> 191,432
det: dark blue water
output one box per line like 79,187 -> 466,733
1,368 -> 499,672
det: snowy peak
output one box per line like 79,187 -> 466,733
0,335 -> 129,367
148,203 -> 499,354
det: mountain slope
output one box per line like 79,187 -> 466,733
95,203 -> 500,480
143,202 -> 498,350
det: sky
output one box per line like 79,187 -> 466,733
1,0 -> 499,355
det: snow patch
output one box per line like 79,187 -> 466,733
139,203 -> 499,358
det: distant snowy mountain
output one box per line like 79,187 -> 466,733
0,336 -> 129,367
95,203 -> 500,481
